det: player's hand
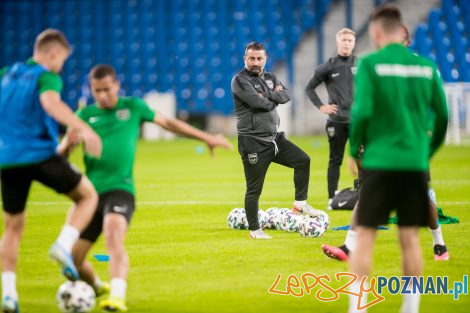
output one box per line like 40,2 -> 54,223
349,157 -> 361,177
206,134 -> 233,157
319,104 -> 338,115
274,85 -> 284,92
67,128 -> 83,146
80,126 -> 102,158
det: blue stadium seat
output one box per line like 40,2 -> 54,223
0,0 -> 335,114
412,0 -> 469,83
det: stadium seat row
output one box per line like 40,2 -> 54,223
0,0 -> 328,114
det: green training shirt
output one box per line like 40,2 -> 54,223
77,97 -> 156,195
350,43 -> 448,171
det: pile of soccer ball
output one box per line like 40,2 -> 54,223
227,207 -> 329,238
57,281 -> 96,313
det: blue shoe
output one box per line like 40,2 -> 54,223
48,243 -> 79,281
1,296 -> 19,313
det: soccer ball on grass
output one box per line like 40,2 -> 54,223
57,281 -> 96,313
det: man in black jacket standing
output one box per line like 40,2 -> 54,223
305,28 -> 356,209
232,42 -> 321,239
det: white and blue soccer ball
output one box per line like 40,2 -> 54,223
316,211 -> 330,230
271,208 -> 292,230
299,211 -> 330,238
258,209 -> 267,229
227,208 -> 249,230
280,211 -> 303,232
264,208 -> 279,229
57,281 -> 96,313
278,208 -> 291,215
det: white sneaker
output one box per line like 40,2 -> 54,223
326,199 -> 333,211
292,203 -> 323,217
249,229 -> 272,239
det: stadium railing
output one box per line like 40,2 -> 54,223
445,82 -> 470,145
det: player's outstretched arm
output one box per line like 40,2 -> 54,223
40,91 -> 102,158
153,113 -> 233,157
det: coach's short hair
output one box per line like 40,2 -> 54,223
370,5 -> 403,33
244,41 -> 266,55
336,28 -> 356,40
34,29 -> 70,52
89,64 -> 117,81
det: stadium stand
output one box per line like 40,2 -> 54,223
1,0 -> 467,115
0,0 -> 330,115
410,0 -> 470,82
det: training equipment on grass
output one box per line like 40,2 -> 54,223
57,280 -> 96,313
264,207 -> 278,229
93,254 -> 110,262
299,211 -> 330,238
227,208 -> 249,229
273,208 -> 291,230
280,211 -> 303,232
227,208 -> 267,230
258,209 -> 267,229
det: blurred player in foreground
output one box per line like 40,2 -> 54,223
346,6 -> 447,313
0,29 -> 102,313
58,64 -> 232,311
321,24 -> 449,263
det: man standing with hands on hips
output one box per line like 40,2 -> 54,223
305,28 -> 356,210
231,42 -> 322,239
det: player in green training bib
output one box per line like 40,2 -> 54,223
58,64 -> 232,312
346,7 -> 448,313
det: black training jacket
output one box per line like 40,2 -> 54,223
305,55 -> 356,123
231,68 -> 291,138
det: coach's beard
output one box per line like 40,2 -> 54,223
249,66 -> 263,75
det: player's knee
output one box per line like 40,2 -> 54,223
328,158 -> 342,167
104,234 -> 124,253
82,179 -> 98,203
302,154 -> 311,165
71,177 -> 98,204
103,226 -> 126,253
296,153 -> 310,168
5,213 -> 26,233
246,189 -> 262,200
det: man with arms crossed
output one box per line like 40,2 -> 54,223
232,42 -> 321,240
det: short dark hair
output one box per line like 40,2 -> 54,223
34,29 -> 70,52
244,41 -> 266,55
370,5 -> 402,33
89,64 -> 117,81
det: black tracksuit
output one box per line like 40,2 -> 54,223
305,55 -> 356,199
232,68 -> 310,230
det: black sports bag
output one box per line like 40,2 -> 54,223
331,188 -> 358,210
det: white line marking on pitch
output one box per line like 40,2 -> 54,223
2,200 -> 469,206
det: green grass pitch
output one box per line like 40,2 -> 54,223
1,136 -> 469,312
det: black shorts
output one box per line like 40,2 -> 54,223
1,155 -> 82,214
357,169 -> 429,227
80,190 -> 135,243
